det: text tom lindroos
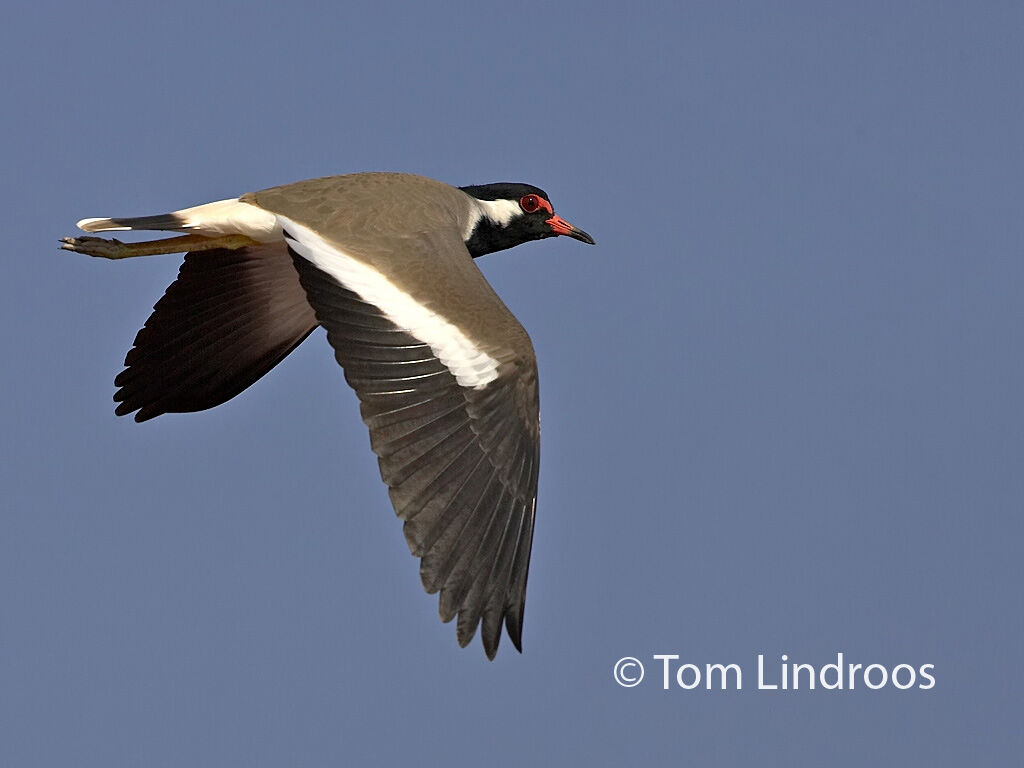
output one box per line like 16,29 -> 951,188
647,653 -> 936,691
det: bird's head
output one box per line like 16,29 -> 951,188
460,182 -> 595,258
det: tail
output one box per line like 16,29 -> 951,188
75,198 -> 280,240
78,213 -> 189,233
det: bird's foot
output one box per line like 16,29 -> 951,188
60,233 -> 261,259
60,235 -> 130,259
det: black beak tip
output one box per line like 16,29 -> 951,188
573,229 -> 596,245
547,215 -> 595,245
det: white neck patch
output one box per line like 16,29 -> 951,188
463,198 -> 522,239
280,216 -> 500,390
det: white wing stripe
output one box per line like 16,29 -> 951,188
280,216 -> 500,390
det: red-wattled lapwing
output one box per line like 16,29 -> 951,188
61,172 -> 594,659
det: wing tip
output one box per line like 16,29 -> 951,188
113,395 -> 155,422
505,611 -> 525,653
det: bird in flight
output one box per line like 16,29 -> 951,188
61,172 -> 594,659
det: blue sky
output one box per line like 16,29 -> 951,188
2,2 -> 1022,765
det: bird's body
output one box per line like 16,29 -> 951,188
62,172 -> 593,658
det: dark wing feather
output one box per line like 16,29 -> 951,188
114,242 -> 318,421
289,248 -> 540,659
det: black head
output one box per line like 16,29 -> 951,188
459,182 -> 595,258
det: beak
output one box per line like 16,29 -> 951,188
546,215 -> 596,245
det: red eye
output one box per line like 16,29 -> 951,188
520,195 -> 540,213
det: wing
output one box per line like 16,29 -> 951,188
114,242 -> 318,421
285,224 -> 539,659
